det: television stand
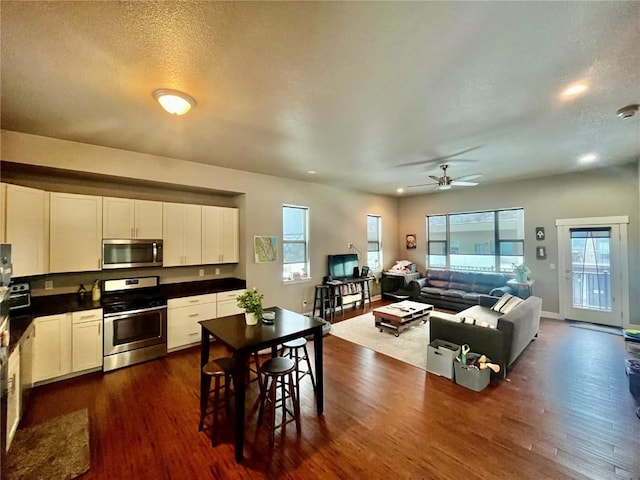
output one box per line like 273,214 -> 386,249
324,277 -> 373,318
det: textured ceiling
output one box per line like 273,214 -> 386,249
1,1 -> 639,196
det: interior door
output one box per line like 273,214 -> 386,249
557,218 -> 629,327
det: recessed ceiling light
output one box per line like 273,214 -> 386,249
562,83 -> 588,98
578,153 -> 598,164
153,89 -> 196,115
396,188 -> 404,194
307,170 -> 317,175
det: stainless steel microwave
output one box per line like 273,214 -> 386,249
102,239 -> 163,269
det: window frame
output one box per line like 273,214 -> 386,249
367,214 -> 382,272
426,208 -> 524,272
282,204 -> 310,283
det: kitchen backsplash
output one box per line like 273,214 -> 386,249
23,264 -> 241,296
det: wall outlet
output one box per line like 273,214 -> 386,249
45,280 -> 53,290
215,268 -> 220,275
550,263 -> 556,270
348,242 -> 353,249
199,269 -> 204,277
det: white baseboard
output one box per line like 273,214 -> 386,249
542,310 -> 562,320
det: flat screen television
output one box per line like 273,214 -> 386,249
327,253 -> 359,280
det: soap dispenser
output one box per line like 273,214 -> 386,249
77,284 -> 86,303
92,280 -> 101,302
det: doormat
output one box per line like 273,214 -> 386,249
4,409 -> 90,480
567,320 -> 622,336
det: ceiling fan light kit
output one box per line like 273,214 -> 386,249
407,163 -> 483,191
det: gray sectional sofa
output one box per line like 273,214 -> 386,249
409,269 -> 513,312
429,294 -> 543,378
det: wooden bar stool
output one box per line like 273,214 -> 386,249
199,357 -> 234,446
312,284 -> 331,320
247,351 -> 264,392
281,337 -> 316,400
257,357 -> 301,446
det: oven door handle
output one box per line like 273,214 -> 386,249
103,304 -> 167,319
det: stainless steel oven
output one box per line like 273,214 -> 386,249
102,276 -> 167,372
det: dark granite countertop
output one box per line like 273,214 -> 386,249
7,277 -> 246,355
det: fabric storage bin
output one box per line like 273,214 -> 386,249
427,340 -> 461,379
626,359 -> 640,397
454,353 -> 490,391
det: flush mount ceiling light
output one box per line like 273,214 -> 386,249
617,104 -> 639,119
578,153 -> 599,164
152,89 -> 196,115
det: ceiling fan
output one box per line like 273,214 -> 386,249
395,145 -> 482,168
407,164 -> 482,190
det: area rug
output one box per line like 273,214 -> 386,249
5,409 -> 90,480
330,312 -> 430,370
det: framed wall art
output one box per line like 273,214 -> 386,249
406,234 -> 417,249
254,236 -> 278,263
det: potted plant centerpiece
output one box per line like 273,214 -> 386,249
237,288 -> 264,325
513,263 -> 531,283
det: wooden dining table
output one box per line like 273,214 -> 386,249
199,306 -> 324,462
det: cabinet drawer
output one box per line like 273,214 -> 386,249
171,303 -> 217,323
167,303 -> 216,349
217,299 -> 244,317
72,309 -> 103,324
216,289 -> 245,302
168,293 -> 217,309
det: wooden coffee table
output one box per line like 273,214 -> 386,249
373,300 -> 433,337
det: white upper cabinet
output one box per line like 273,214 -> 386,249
202,206 -> 239,264
4,184 -> 48,277
103,197 -> 163,239
50,192 -> 102,273
163,202 -> 201,267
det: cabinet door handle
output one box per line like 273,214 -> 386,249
135,227 -> 139,238
80,315 -> 94,320
189,299 -> 199,304
188,332 -> 199,336
8,373 -> 15,394
131,227 -> 135,238
188,313 -> 200,318
98,323 -> 101,336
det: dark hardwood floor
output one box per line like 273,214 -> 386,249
17,302 -> 640,479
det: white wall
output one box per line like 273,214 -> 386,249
1,130 -> 399,313
398,162 -> 640,323
3,130 -> 638,322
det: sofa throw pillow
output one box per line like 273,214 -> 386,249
491,293 -> 523,314
475,320 -> 496,329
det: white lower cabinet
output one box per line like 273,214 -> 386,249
34,309 -> 103,383
216,289 -> 246,317
168,293 -> 217,351
6,347 -> 21,451
33,313 -> 72,383
72,309 -> 103,372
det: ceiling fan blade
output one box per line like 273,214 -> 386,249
407,182 -> 438,188
453,173 -> 483,182
450,181 -> 479,187
428,175 -> 441,182
394,145 -> 483,168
